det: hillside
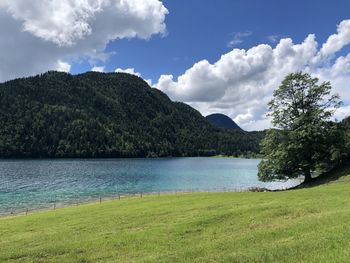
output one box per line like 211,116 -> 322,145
0,71 -> 263,158
1,166 -> 350,262
206,113 -> 242,130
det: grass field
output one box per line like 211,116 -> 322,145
1,167 -> 350,262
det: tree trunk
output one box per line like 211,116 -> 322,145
303,169 -> 312,184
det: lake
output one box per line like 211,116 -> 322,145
0,158 -> 300,214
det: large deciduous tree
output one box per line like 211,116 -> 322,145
258,72 -> 343,183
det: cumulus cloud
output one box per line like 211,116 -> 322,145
91,66 -> 105,72
56,61 -> 71,73
7,0 -> 102,47
318,20 -> 350,60
156,20 -> 350,131
115,67 -> 141,77
115,67 -> 152,86
0,0 -> 168,81
6,0 -> 168,47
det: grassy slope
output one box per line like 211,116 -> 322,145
1,168 -> 350,262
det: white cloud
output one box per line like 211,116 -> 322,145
227,31 -> 252,48
267,35 -> 280,43
56,60 -> 71,73
318,20 -> 350,59
6,0 -> 168,47
7,0 -> 102,47
91,66 -> 105,72
0,0 -> 168,82
0,1 -> 8,8
156,20 -> 350,131
334,105 -> 350,121
115,67 -> 141,77
115,67 -> 152,86
145,79 -> 153,87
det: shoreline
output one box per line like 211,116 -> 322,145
0,190 -> 240,218
0,191 -> 207,219
0,186 -> 298,219
0,156 -> 260,161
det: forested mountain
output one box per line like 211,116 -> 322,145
342,116 -> 350,129
0,71 -> 264,158
206,113 -> 242,130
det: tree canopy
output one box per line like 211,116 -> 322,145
0,71 -> 264,158
258,72 -> 346,183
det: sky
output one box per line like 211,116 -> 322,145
1,0 -> 350,130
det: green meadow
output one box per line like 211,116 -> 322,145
1,167 -> 350,263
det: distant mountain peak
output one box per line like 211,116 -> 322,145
206,113 -> 242,130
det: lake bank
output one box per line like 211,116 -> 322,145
0,158 -> 301,214
0,186 -> 288,218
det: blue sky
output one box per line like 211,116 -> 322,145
1,0 -> 350,130
71,0 -> 350,82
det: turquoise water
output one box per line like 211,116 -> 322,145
0,158 -> 300,214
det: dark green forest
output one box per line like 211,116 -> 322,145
0,71 -> 264,158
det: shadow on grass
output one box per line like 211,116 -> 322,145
291,163 -> 350,190
265,162 -> 350,192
